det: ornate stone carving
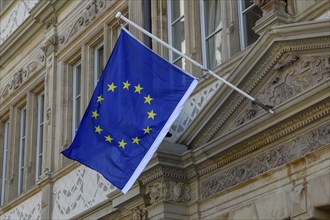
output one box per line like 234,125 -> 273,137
147,180 -> 191,204
274,55 -> 299,71
1,192 -> 41,220
59,0 -> 107,45
131,207 -> 147,220
190,37 -> 330,148
139,165 -> 187,186
0,68 -> 28,100
234,53 -> 329,127
52,165 -> 116,219
0,0 -> 39,45
46,16 -> 57,29
0,54 -> 45,102
168,80 -> 222,142
200,123 -> 330,199
41,34 -> 59,56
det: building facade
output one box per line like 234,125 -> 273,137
0,0 -> 329,219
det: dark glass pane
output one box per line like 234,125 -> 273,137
172,17 -> 185,59
204,0 -> 221,36
75,64 -> 81,96
172,0 -> 184,21
243,0 -> 254,10
75,96 -> 81,129
174,57 -> 183,69
97,46 -> 104,79
245,6 -> 262,46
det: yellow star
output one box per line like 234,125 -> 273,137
107,83 -> 117,92
143,126 -> 152,134
95,125 -> 103,134
105,135 -> 113,143
91,110 -> 99,119
97,95 -> 104,103
147,110 -> 157,120
132,137 -> 140,144
118,139 -> 127,149
144,95 -> 153,104
123,80 -> 131,90
134,84 -> 143,93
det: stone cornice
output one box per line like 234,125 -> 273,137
195,95 -> 329,178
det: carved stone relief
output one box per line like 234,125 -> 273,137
41,34 -> 59,56
168,80 -> 222,142
59,0 -> 108,45
0,54 -> 45,102
0,0 -> 39,45
200,122 -> 330,199
234,53 -> 330,128
147,180 -> 192,205
131,206 -> 147,220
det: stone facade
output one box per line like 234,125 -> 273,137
0,0 -> 329,219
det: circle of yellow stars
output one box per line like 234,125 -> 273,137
92,80 -> 156,150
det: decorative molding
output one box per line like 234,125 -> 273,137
59,0 -> 107,45
234,53 -> 330,127
198,100 -> 330,177
0,54 -> 45,103
168,80 -> 222,143
41,34 -> 59,56
147,180 -> 192,205
200,122 -> 330,199
0,192 -> 41,220
131,206 -> 147,220
139,165 -> 187,186
52,165 -> 116,219
190,36 -> 330,148
0,0 -> 39,45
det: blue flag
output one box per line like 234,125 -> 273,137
62,29 -> 198,193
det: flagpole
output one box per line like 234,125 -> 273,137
115,12 -> 275,114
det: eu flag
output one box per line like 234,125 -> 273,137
62,29 -> 198,193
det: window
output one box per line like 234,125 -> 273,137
237,0 -> 262,49
18,107 -> 26,195
94,43 -> 104,87
72,61 -> 82,138
36,92 -> 44,180
200,0 -> 222,69
1,120 -> 9,205
167,0 -> 186,68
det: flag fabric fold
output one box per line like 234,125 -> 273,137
62,29 -> 198,193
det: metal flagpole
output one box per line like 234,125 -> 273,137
115,12 -> 275,114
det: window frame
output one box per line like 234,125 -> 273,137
18,107 -> 26,195
199,0 -> 223,69
72,60 -> 82,139
167,0 -> 186,68
1,120 -> 9,205
94,43 -> 104,88
237,0 -> 261,49
35,91 -> 44,181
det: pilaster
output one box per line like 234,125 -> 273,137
39,13 -> 59,220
